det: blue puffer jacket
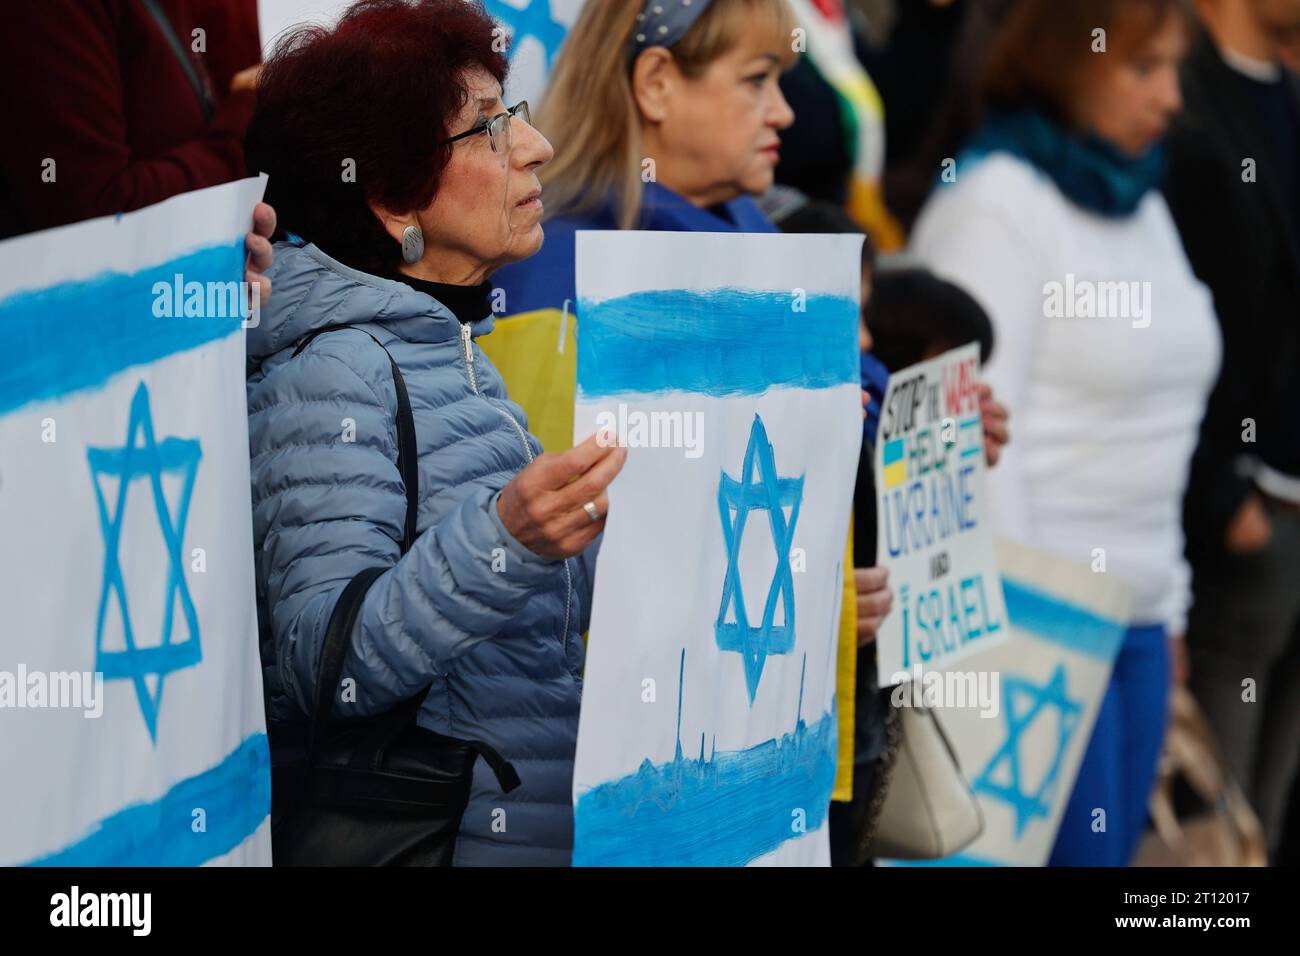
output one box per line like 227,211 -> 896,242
247,241 -> 593,866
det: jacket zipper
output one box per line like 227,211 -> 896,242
460,322 -> 574,644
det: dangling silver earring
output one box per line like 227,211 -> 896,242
401,224 -> 424,264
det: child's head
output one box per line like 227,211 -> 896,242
864,268 -> 995,372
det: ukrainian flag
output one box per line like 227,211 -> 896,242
478,306 -> 577,455
883,437 -> 908,488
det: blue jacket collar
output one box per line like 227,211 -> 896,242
248,241 -> 495,362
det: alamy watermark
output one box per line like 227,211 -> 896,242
50,886 -> 151,936
152,273 -> 261,328
1043,274 -> 1151,328
595,402 -> 704,459
0,666 -> 103,718
888,664 -> 1000,719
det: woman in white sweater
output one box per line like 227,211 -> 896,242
910,0 -> 1221,866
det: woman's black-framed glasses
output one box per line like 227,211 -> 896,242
444,101 -> 531,154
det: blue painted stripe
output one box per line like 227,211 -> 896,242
1002,579 -> 1127,661
574,652 -> 837,866
576,288 -> 859,399
0,241 -> 246,416
24,732 -> 270,866
573,707 -> 838,866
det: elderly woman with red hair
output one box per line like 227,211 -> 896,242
245,0 -> 624,866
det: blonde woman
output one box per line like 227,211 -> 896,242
490,0 -> 798,342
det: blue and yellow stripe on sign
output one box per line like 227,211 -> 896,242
882,438 -> 907,488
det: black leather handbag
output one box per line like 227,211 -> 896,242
265,324 -> 520,866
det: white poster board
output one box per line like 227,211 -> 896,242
570,230 -> 863,866
887,539 -> 1133,866
0,178 -> 271,865
874,344 -> 1009,683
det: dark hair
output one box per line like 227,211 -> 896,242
864,268 -> 994,373
980,0 -> 1186,126
775,199 -> 878,273
245,0 -> 508,275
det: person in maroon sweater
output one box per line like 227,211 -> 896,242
0,0 -> 274,299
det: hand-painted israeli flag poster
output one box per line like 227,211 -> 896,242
483,0 -> 584,107
888,539 -> 1132,866
874,344 -> 1009,683
261,0 -> 583,108
571,230 -> 863,866
0,177 -> 271,866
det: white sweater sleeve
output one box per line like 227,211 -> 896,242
910,196 -> 1053,547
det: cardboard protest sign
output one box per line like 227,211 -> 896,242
888,538 -> 1132,866
874,344 -> 1009,683
259,0 -> 580,107
0,178 -> 271,865
570,230 -> 863,865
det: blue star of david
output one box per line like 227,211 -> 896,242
87,381 -> 203,743
484,0 -> 568,71
715,414 -> 804,704
971,664 -> 1083,838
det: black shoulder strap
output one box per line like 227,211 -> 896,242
290,325 -> 521,794
306,566 -> 387,767
293,325 -> 419,552
138,0 -> 215,124
291,323 -> 417,761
